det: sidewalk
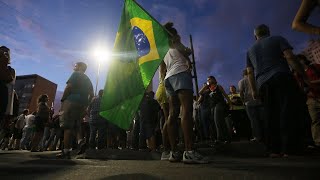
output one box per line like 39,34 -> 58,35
1,147 -> 320,180
81,141 -> 319,160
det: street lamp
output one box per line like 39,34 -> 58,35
93,47 -> 110,96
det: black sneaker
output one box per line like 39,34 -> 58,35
56,151 -> 71,159
77,141 -> 87,155
169,151 -> 182,162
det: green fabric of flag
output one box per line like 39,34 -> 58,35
100,0 -> 170,130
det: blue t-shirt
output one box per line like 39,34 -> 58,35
65,71 -> 93,106
247,36 -> 292,90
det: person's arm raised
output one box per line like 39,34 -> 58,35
292,0 -> 320,35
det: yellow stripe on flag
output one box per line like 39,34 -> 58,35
130,17 -> 160,65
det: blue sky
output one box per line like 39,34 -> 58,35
1,0 -> 319,94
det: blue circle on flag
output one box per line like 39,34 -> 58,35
132,26 -> 150,57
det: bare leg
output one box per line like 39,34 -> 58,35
161,103 -> 170,151
178,90 -> 194,151
8,136 -> 14,149
146,136 -> 156,151
166,95 -> 179,151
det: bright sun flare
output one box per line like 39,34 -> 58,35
92,46 -> 111,62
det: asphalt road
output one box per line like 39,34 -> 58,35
0,149 -> 319,180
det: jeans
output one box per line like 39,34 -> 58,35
200,106 -> 210,139
212,102 -> 230,141
89,122 -> 107,149
307,98 -> 320,146
246,104 -> 264,140
52,128 -> 63,150
44,128 -> 62,150
20,127 -> 33,148
40,127 -> 51,150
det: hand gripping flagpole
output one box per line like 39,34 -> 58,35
132,0 -> 198,95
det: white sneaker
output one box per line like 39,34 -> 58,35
160,151 -> 170,161
183,151 -> 209,164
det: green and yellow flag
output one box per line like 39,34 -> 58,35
100,0 -> 170,129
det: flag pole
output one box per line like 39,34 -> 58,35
189,34 -> 199,98
190,34 -> 202,142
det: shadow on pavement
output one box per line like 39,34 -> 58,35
203,156 -> 320,180
0,159 -> 77,179
100,173 -> 160,180
81,149 -> 161,160
20,159 -> 77,166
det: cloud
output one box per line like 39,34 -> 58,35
150,4 -> 188,39
190,0 -> 210,9
1,0 -> 25,11
175,0 -> 312,88
1,0 -> 76,62
0,14 -> 38,61
0,33 -> 34,58
15,15 -> 76,61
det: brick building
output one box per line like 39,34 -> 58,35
15,74 -> 57,113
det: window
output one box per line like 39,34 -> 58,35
24,84 -> 34,89
22,93 -> 32,98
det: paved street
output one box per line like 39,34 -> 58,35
0,143 -> 319,180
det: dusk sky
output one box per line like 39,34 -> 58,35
1,0 -> 319,95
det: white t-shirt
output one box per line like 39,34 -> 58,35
24,114 -> 35,128
164,48 -> 189,80
15,114 -> 25,129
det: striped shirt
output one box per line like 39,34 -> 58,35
88,96 -> 103,123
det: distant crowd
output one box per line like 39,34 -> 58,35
0,0 -> 319,164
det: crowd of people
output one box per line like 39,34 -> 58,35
0,0 -> 319,164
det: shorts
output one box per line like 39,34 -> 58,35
59,100 -> 86,130
164,71 -> 193,97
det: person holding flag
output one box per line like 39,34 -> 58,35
100,0 -> 171,130
162,22 -> 208,164
99,0 -> 208,163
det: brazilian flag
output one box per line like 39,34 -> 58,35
100,0 -> 170,129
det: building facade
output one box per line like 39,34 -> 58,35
15,74 -> 57,113
302,39 -> 320,64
